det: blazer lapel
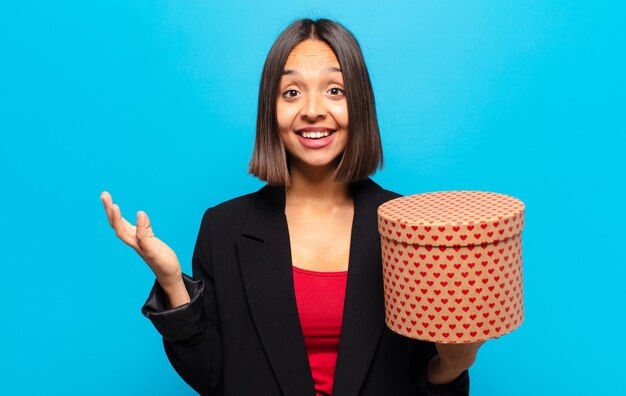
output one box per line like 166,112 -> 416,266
332,179 -> 387,396
236,185 -> 315,396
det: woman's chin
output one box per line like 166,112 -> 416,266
290,154 -> 343,171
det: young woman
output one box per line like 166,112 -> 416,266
101,19 -> 482,396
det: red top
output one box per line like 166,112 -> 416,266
293,266 -> 348,396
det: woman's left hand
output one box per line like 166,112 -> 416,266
427,340 -> 486,385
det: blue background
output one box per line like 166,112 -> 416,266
1,1 -> 624,395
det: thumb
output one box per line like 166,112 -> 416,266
136,211 -> 155,250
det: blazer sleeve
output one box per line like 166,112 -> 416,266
412,340 -> 470,396
141,208 -> 224,396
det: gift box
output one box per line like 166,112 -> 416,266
377,191 -> 525,343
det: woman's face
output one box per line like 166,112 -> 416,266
276,39 -> 349,172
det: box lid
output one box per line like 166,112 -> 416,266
377,191 -> 525,246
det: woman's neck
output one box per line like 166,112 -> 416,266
285,163 -> 351,206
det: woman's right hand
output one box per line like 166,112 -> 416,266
100,191 -> 190,306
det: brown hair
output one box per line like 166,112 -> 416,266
248,18 -> 383,185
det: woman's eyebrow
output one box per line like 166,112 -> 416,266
282,66 -> 342,75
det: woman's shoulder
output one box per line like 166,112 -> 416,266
210,190 -> 261,214
202,186 -> 270,219
197,184 -> 283,233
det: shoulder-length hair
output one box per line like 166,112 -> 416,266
248,18 -> 383,185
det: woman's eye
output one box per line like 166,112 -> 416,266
328,87 -> 345,96
283,89 -> 299,98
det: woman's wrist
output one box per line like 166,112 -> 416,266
158,275 -> 191,309
427,340 -> 483,384
426,354 -> 466,385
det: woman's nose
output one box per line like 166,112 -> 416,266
301,92 -> 326,121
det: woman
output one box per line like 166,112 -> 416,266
101,19 -> 482,396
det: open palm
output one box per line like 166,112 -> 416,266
100,191 -> 182,285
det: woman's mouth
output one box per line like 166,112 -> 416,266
295,129 -> 337,148
298,130 -> 334,139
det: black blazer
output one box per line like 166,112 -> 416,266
142,179 -> 470,396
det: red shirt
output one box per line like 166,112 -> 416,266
293,266 -> 348,396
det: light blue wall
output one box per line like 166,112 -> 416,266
1,1 -> 624,394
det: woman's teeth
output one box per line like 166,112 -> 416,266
300,131 -> 331,139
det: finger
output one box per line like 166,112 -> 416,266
105,203 -> 116,228
100,191 -> 116,227
111,203 -> 123,228
100,191 -> 112,207
136,210 -> 156,251
101,192 -> 128,231
111,204 -> 140,250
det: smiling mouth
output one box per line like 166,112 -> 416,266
297,130 -> 335,139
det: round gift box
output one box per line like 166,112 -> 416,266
377,191 -> 525,343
